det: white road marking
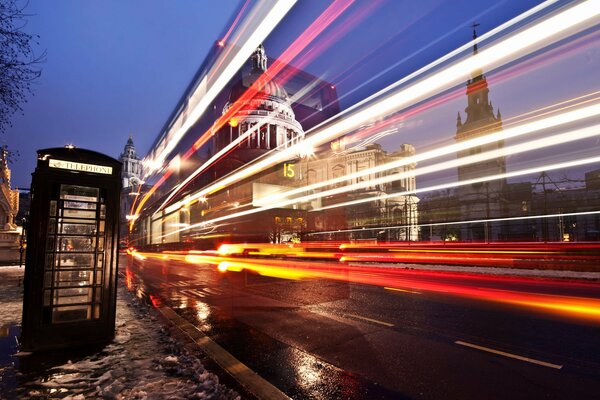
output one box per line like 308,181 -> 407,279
455,340 -> 563,369
345,313 -> 395,327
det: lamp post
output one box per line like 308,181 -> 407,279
19,216 -> 27,268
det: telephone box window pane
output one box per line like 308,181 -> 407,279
60,185 -> 99,202
98,220 -> 105,233
59,222 -> 96,235
46,235 -> 56,252
53,287 -> 93,306
93,305 -> 100,319
97,253 -> 104,267
58,236 -> 95,252
44,272 -> 53,288
50,200 -> 57,216
55,270 -> 93,287
64,201 -> 97,210
45,254 -> 54,270
43,290 -> 51,306
55,293 -> 91,305
100,205 -> 106,219
52,305 -> 91,323
54,287 -> 92,298
57,254 -> 94,270
62,209 -> 96,219
48,218 -> 56,233
97,237 -> 104,251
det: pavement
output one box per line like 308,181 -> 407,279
0,265 -> 244,400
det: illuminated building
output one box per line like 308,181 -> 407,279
455,28 -> 506,242
120,135 -> 143,189
119,136 -> 144,244
305,142 -> 419,241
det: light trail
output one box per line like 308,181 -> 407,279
316,155 -> 600,211
156,109 -> 600,240
158,150 -> 600,241
137,0 -> 356,219
132,251 -> 600,322
253,101 -> 600,206
153,0 -> 600,218
313,210 -> 600,237
143,1 -> 297,175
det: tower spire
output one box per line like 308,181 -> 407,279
471,22 -> 480,55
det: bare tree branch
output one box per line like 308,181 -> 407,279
0,0 -> 45,135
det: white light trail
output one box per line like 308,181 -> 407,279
159,122 -> 600,239
144,1 -> 297,175
311,210 -> 600,236
316,155 -> 600,212
170,0 -> 600,209
255,102 -> 600,206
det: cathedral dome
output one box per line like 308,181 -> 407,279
226,45 -> 290,108
216,45 -> 303,153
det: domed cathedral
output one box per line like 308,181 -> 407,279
455,25 -> 507,242
212,44 -> 304,174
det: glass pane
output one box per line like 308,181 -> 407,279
44,272 -> 53,288
93,304 -> 101,319
54,287 -> 92,298
45,254 -> 54,270
56,253 -> 95,270
55,270 -> 93,287
53,287 -> 93,306
62,209 -> 96,219
46,235 -> 56,252
59,222 -> 96,235
94,288 -> 102,303
43,290 -> 51,306
60,185 -> 99,202
52,305 -> 91,323
97,236 -> 104,251
100,205 -> 106,219
50,200 -> 57,216
98,220 -> 105,233
57,236 -> 96,252
48,218 -> 56,233
64,201 -> 97,210
60,217 -> 97,224
54,294 -> 91,305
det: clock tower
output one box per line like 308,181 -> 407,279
455,26 -> 506,241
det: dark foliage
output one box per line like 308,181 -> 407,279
0,0 -> 44,134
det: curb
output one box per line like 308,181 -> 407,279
158,306 -> 291,400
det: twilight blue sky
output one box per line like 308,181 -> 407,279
7,0 -> 586,189
5,0 -> 240,188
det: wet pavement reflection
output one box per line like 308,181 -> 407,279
123,255 -> 405,399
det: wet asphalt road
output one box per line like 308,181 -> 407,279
122,254 -> 600,400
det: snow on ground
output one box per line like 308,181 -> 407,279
0,266 -> 240,400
